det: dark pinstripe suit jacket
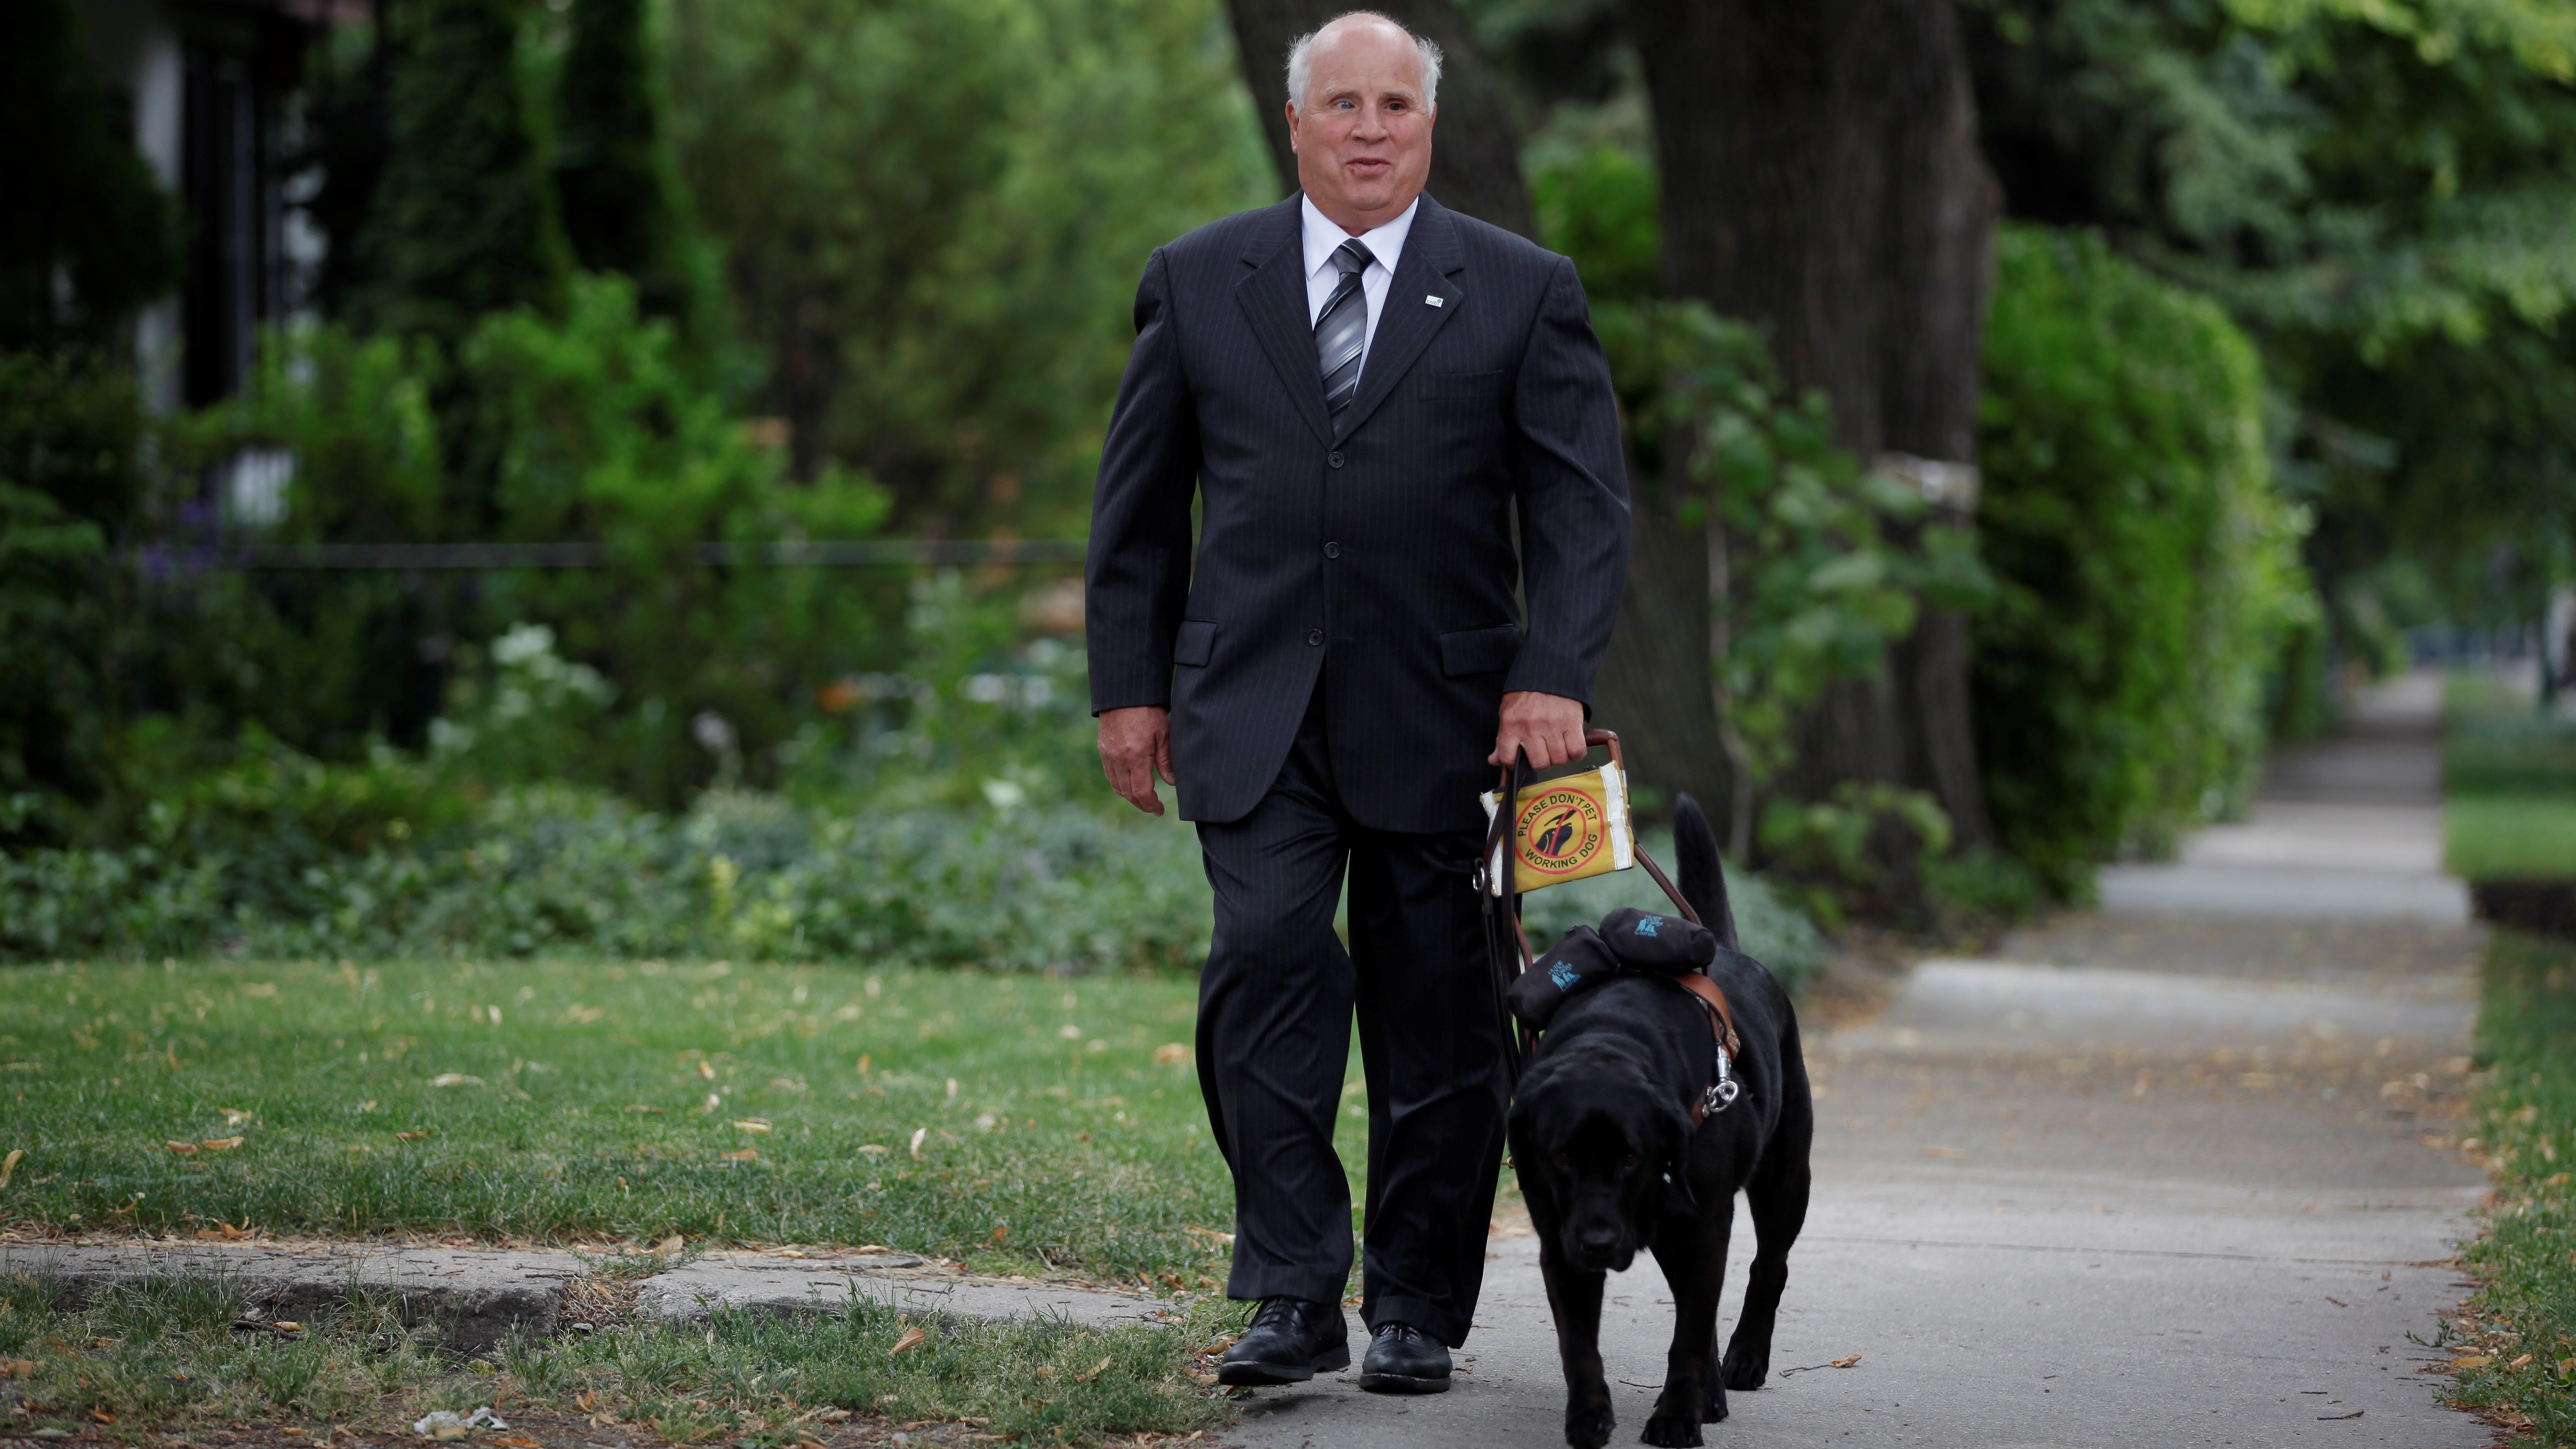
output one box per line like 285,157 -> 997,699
1085,193 -> 1630,834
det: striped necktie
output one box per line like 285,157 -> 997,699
1314,238 -> 1376,416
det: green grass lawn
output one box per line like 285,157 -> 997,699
2448,931 -> 2576,1445
0,1269 -> 1234,1445
0,958 -> 1373,1288
2443,672 -> 2576,883
2447,796 -> 2576,881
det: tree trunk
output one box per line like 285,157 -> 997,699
1222,0 -> 1535,237
1629,0 -> 1997,854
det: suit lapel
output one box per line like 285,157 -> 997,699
1234,196 -> 1333,448
1335,195 -> 1467,444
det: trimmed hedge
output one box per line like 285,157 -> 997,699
1975,226 -> 2315,893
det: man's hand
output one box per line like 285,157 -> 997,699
1489,691 -> 1588,769
1099,706 -> 1176,815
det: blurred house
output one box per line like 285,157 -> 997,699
78,0 -> 332,417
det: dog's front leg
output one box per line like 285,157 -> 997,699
1644,1193 -> 1733,1443
1537,1237 -> 1615,1449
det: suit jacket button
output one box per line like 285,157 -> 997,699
1324,541 -> 1340,559
1307,629 -> 1324,647
1328,450 -> 1345,468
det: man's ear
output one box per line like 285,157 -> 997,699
1657,1108 -> 1698,1219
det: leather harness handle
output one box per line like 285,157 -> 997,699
1487,728 -> 1742,1119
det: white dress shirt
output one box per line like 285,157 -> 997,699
1301,194 -> 1419,382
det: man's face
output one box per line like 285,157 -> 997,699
1288,17 -> 1435,233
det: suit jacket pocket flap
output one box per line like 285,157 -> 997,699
1419,369 -> 1508,399
1439,624 -> 1523,676
1173,619 -> 1216,668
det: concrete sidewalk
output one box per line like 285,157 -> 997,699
1223,674 -> 2493,1449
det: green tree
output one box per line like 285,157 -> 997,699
553,0 -> 703,335
359,0 -> 570,355
668,0 -> 1269,524
1966,0 -> 2576,636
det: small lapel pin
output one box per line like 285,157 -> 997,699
1425,294 -> 1444,307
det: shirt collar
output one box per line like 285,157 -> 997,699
1301,193 -> 1420,281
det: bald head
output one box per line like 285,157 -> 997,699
1285,12 -> 1441,235
1287,12 -> 1442,112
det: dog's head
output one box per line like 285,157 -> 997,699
1510,1044 -> 1696,1273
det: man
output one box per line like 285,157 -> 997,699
1085,10 -> 1628,1395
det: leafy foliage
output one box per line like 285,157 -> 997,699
1594,300 -> 1991,863
0,353 -> 152,842
552,0 -> 706,336
1968,0 -> 2576,618
666,0 -> 1271,521
1976,225 -> 2315,890
356,0 -> 571,357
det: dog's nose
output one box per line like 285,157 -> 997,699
1576,1224 -> 1621,1254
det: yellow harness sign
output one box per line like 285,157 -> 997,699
1481,762 -> 1635,895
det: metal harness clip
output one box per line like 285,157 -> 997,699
1702,1046 -> 1740,1115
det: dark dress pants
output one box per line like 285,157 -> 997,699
1193,681 -> 1508,1347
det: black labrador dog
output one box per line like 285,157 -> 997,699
1507,795 -> 1814,1449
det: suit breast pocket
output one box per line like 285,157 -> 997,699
1418,369 -> 1509,401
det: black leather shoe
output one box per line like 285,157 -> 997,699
1358,1322 -> 1452,1393
1217,1296 -> 1350,1385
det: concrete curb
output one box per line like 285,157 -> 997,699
0,1241 -> 1179,1352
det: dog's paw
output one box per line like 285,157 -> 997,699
1701,1377 -> 1730,1422
1564,1402 -> 1616,1449
1719,1343 -> 1767,1392
1640,1411 -> 1705,1447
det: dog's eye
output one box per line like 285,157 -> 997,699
1552,1152 -> 1570,1167
1622,1153 -> 1639,1169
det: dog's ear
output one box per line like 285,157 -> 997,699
1673,795 -> 1738,953
1656,1106 -> 1698,1219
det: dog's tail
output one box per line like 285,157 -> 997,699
1673,793 -> 1738,952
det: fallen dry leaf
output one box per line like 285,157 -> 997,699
0,1148 -> 21,1191
395,1129 -> 431,1141
909,1127 -> 928,1159
658,1235 -> 685,1253
492,1437 -> 542,1448
1831,1354 -> 1862,1369
1074,1355 -> 1114,1384
857,1143 -> 889,1155
430,1073 -> 484,1088
733,1119 -> 772,1133
1153,1043 -> 1191,1065
199,1137 -> 243,1151
889,1326 -> 928,1357
815,1407 -> 853,1423
723,1147 -> 759,1161
220,1108 -> 254,1126
699,1093 -> 722,1114
272,1322 -> 302,1334
91,1409 -> 115,1425
0,1359 -> 35,1379
2450,1354 -> 2493,1371
1183,1225 -> 1236,1247
2509,1353 -> 2534,1370
164,1140 -> 199,1156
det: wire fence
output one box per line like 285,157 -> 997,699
124,539 -> 1088,571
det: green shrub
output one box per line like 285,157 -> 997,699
1975,225 -> 2316,895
